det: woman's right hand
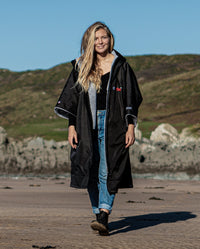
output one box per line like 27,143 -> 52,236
68,125 -> 78,149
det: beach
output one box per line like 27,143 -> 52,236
0,177 -> 200,249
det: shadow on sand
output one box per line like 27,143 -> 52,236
109,212 -> 196,235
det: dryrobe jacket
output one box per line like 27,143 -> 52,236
54,50 -> 143,194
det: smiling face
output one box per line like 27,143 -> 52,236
94,28 -> 110,56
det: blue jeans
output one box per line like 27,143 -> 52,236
87,110 -> 115,214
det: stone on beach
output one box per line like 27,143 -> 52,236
0,124 -> 200,175
150,123 -> 179,144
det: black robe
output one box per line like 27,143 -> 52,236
54,50 -> 143,194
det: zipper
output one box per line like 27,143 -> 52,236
104,54 -> 119,175
86,92 -> 94,169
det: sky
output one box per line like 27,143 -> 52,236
0,0 -> 200,72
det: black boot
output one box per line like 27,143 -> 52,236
91,213 -> 100,224
90,211 -> 109,236
90,213 -> 101,233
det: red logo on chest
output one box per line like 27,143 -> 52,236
116,87 -> 122,92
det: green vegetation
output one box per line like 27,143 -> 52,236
4,119 -> 68,141
0,54 -> 200,141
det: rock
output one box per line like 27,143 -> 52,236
150,123 -> 179,144
180,127 -> 200,141
170,126 -> 200,148
44,139 -> 57,149
27,137 -> 45,149
180,127 -> 191,138
0,126 -> 7,145
0,126 -> 71,174
129,123 -> 200,174
140,143 -> 156,153
135,125 -> 142,141
142,137 -> 150,144
1,124 -> 200,176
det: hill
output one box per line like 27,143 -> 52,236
0,54 -> 200,140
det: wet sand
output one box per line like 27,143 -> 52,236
0,177 -> 200,249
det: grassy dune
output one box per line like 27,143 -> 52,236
0,54 -> 200,140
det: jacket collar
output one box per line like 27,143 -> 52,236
71,49 -> 126,69
112,49 -> 126,62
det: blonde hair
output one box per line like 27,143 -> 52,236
76,22 -> 114,92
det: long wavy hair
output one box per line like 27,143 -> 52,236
76,22 -> 114,92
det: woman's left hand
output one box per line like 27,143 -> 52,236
125,124 -> 135,148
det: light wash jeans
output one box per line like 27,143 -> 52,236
87,110 -> 115,214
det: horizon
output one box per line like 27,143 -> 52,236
1,52 -> 200,73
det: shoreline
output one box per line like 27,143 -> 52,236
0,172 -> 200,181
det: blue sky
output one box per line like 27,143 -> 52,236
0,0 -> 200,71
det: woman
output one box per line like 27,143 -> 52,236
54,21 -> 143,235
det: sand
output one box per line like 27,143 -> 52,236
0,177 -> 200,249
